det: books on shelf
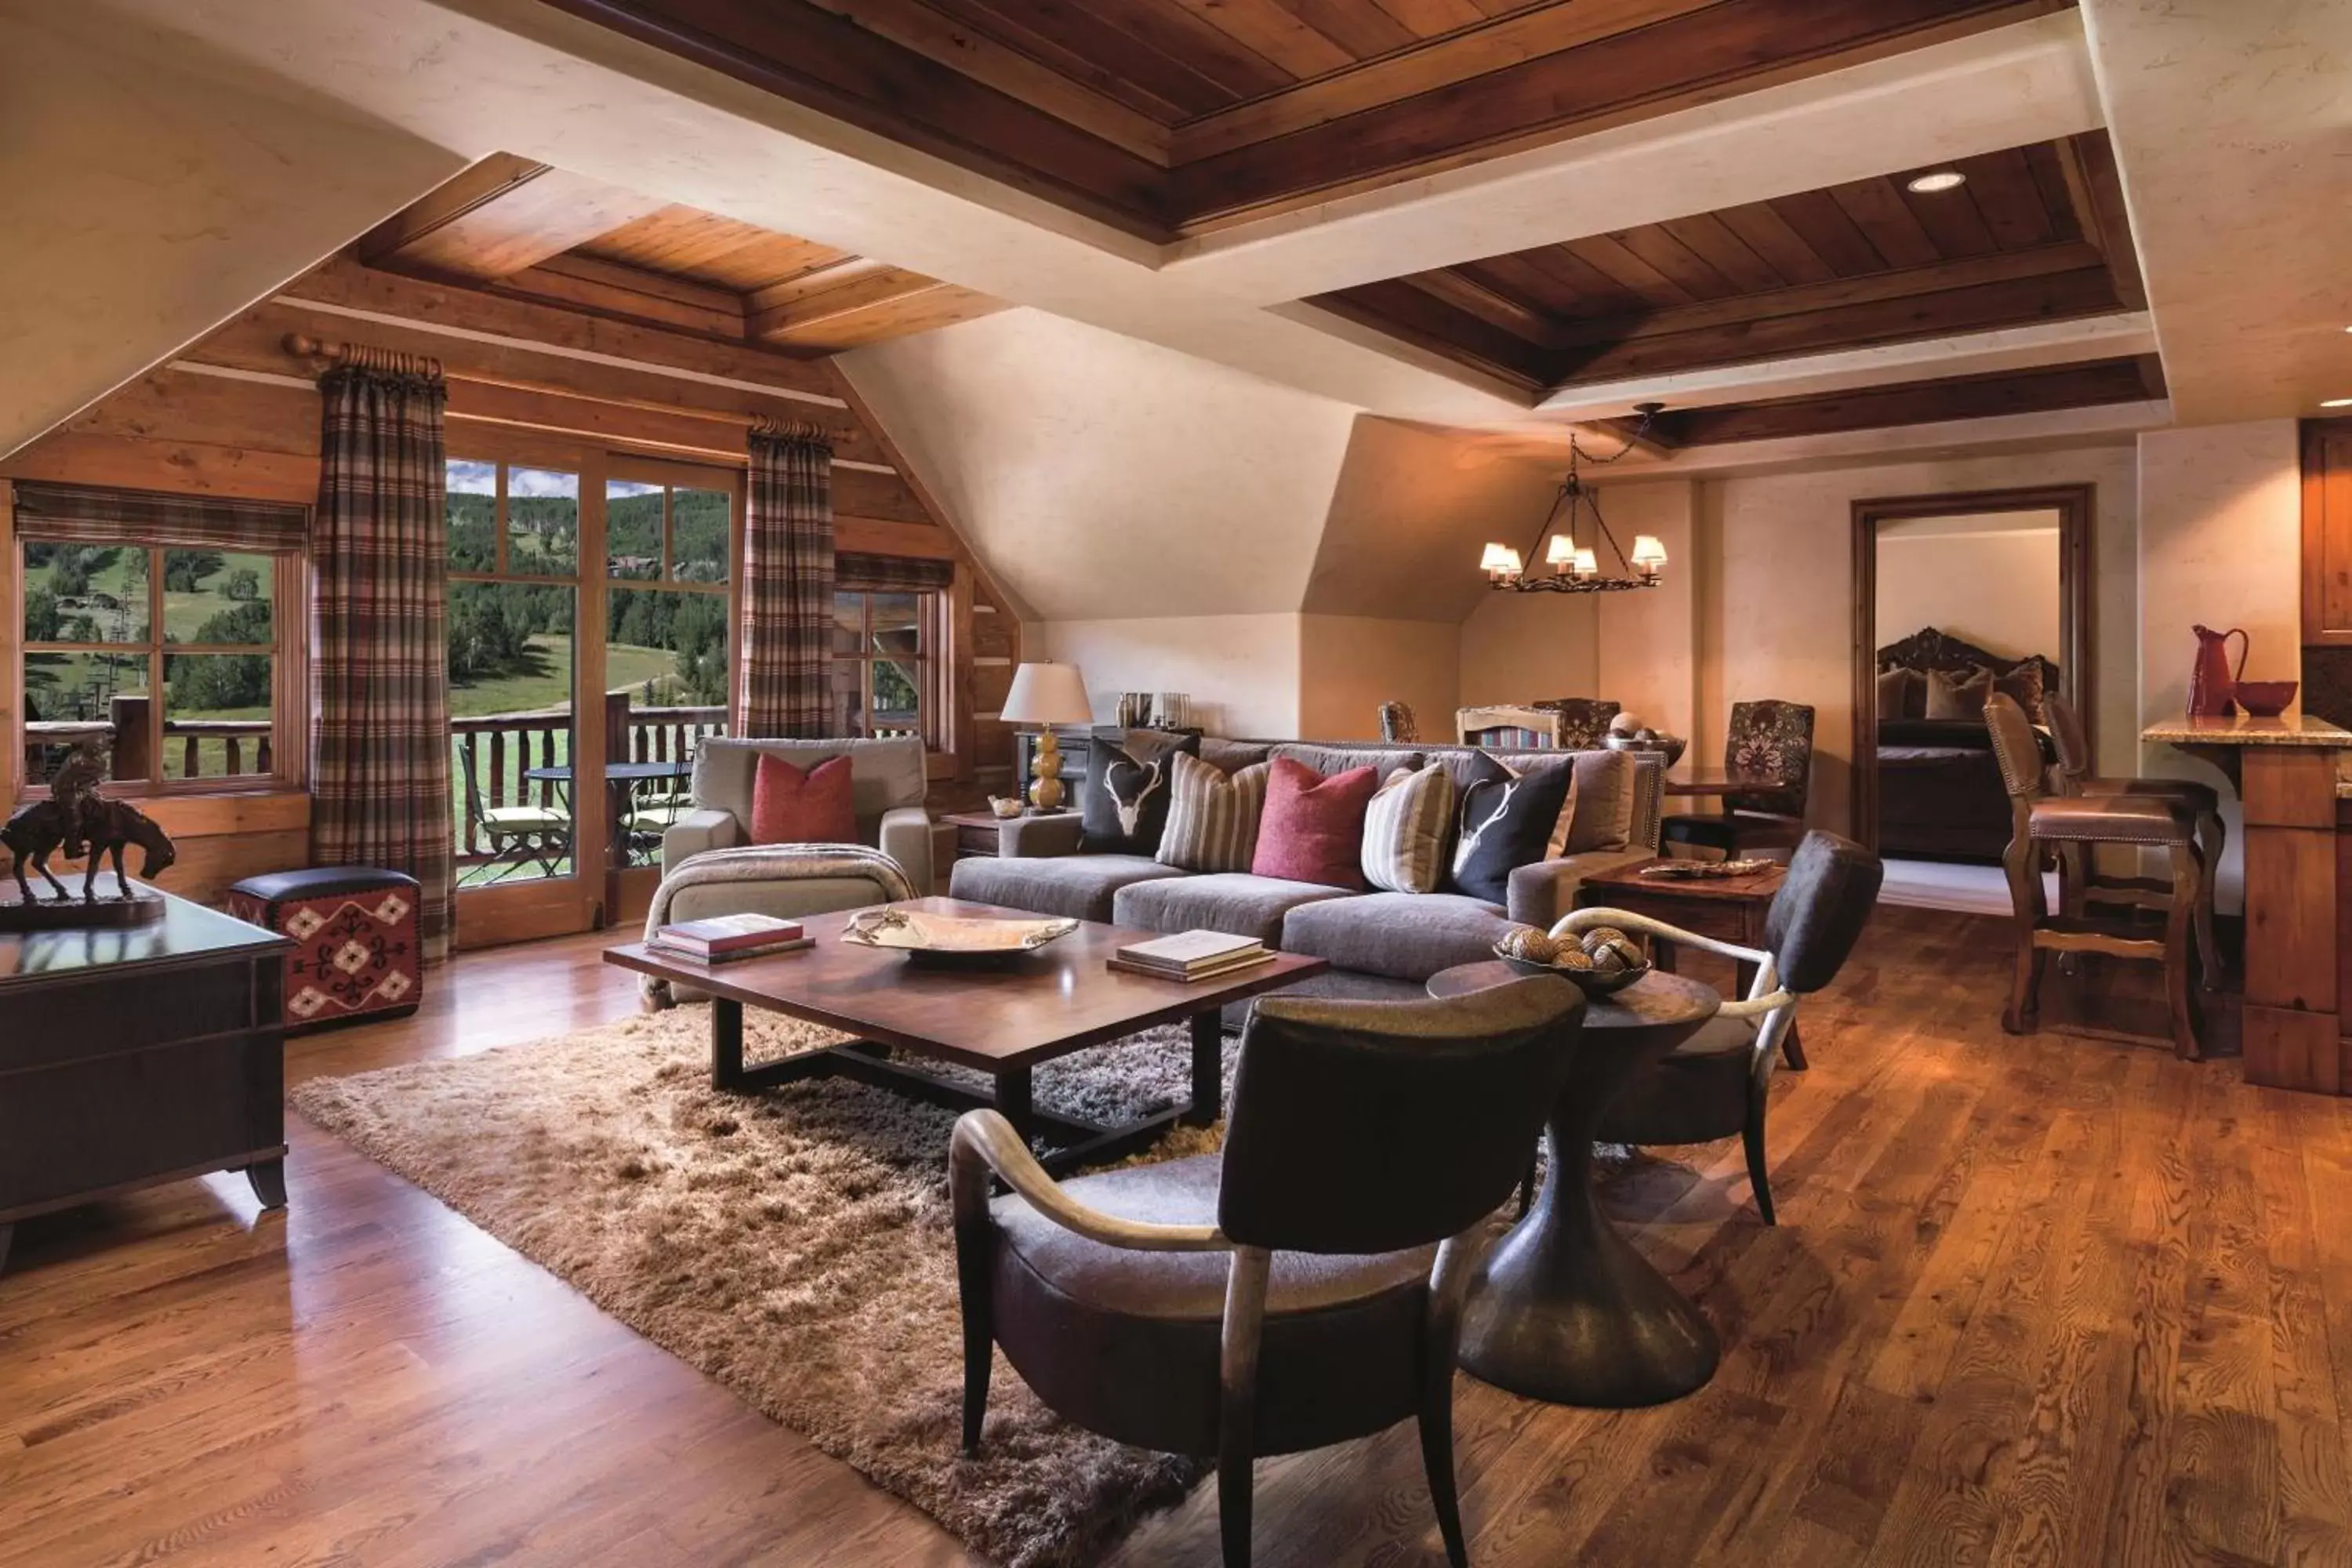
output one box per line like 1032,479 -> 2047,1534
1108,928 -> 1274,982
648,913 -> 811,964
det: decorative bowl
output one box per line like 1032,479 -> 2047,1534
2233,680 -> 2298,717
1493,946 -> 1653,996
985,795 -> 1026,819
842,907 -> 1079,967
1602,732 -> 1688,768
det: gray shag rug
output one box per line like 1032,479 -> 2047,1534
292,1005 -> 1230,1568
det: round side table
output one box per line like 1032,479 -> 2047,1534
1428,960 -> 1722,1407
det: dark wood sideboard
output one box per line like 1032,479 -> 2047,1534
0,889 -> 293,1274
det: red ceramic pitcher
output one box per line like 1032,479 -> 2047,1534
2189,624 -> 2249,717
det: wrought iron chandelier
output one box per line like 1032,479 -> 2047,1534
1480,402 -> 1667,593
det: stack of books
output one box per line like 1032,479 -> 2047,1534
1108,929 -> 1274,982
647,913 -> 811,963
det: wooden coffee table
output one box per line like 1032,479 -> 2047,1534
1576,855 -> 1802,1069
604,897 -> 1328,1174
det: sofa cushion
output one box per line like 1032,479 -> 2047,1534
750,753 -> 857,845
1112,873 -> 1352,946
1269,743 -> 1422,782
1253,757 -> 1378,889
1280,892 -> 1515,983
1359,764 -> 1455,895
1555,749 -> 1639,855
1158,752 -> 1270,873
1451,753 -> 1574,904
1080,731 -> 1199,855
949,853 -> 1182,924
1200,738 -> 1274,774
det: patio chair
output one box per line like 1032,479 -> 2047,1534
457,735 -> 572,883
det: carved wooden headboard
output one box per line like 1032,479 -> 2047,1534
1877,626 -> 2060,693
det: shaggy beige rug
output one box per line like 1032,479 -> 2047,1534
293,1005 -> 1230,1568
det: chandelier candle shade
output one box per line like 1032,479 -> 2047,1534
1483,403 -> 1668,593
1000,661 -> 1093,813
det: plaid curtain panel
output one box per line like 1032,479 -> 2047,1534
836,551 -> 953,593
14,481 -> 308,550
739,423 -> 835,738
308,361 -> 456,964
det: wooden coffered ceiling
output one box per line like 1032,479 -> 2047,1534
356,156 -> 1005,354
1312,133 -> 2143,397
537,0 -> 2063,235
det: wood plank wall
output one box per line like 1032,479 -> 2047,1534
1,257 -> 1019,901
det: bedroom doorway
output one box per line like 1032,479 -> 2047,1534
1852,485 -> 2092,913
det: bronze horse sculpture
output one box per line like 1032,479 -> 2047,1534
2,744 -> 176,903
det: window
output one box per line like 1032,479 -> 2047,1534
447,459 -> 579,887
831,589 -> 932,740
20,540 -> 285,792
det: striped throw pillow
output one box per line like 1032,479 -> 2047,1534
1156,753 -> 1270,873
1361,764 -> 1456,895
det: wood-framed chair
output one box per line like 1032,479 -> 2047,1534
1456,703 -> 1563,749
1533,697 -> 1621,750
2041,692 -> 2223,989
456,735 -> 572,884
1984,692 -> 2204,1058
950,980 -> 1588,1567
1661,699 -> 1814,858
1556,829 -> 1882,1225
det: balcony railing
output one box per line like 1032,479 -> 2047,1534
23,704 -> 273,786
453,695 -> 727,865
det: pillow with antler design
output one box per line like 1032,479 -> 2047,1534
1078,730 -> 1200,855
1449,753 -> 1575,905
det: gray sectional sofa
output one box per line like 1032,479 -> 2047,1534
949,736 -> 1663,1006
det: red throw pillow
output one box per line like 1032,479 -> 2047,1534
750,753 -> 858,845
1250,757 -> 1377,889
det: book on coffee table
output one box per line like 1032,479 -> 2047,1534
650,913 -> 808,961
1108,929 -> 1273,982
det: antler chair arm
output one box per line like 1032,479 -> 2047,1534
949,1110 -> 1231,1253
1549,906 -> 1791,1016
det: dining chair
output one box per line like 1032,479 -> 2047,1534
951,979 -> 1588,1567
1661,699 -> 1814,858
1555,829 -> 1882,1224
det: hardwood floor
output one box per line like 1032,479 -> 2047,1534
4,906 -> 2350,1566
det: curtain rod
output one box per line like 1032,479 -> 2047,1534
283,332 -> 443,379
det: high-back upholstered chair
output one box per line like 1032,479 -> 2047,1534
1534,697 -> 1622,750
1375,700 -> 1420,744
659,734 -> 934,894
1559,830 -> 1882,1224
950,980 -> 1588,1567
2042,693 -> 2222,988
1984,692 -> 2204,1058
1661,699 -> 1816,858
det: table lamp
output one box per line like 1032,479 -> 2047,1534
1000,662 -> 1092,812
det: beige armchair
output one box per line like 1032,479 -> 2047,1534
661,735 -> 935,895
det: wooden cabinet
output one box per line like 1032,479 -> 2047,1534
2301,419 -> 2352,644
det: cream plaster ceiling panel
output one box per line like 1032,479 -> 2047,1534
0,5 -> 462,456
838,310 -> 1356,622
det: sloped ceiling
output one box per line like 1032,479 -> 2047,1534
0,5 -> 459,456
838,309 -> 1358,621
840,309 -> 1572,626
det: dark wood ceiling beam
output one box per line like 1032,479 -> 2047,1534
1398,270 -> 1559,344
1309,281 -> 1553,391
534,0 -> 1172,237
1648,357 -> 2162,446
358,162 -> 671,284
1545,241 -> 2110,350
748,267 -> 947,342
357,154 -> 548,267
1167,0 -> 2039,225
1547,264 -> 2125,385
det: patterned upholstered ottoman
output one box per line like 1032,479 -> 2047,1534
226,867 -> 423,1033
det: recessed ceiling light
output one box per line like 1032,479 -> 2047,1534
1906,170 -> 1967,194
2324,397 -> 2352,408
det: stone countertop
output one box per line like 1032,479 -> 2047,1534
2140,713 -> 2352,748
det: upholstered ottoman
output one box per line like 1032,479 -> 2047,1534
226,867 -> 423,1033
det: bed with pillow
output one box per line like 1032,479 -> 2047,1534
1874,627 -> 2058,862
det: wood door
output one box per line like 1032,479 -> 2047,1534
2302,419 -> 2352,646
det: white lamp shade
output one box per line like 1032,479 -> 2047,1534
1631,534 -> 1668,568
1000,661 -> 1094,726
1571,547 -> 1599,576
1479,542 -> 1517,574
1544,533 -> 1577,565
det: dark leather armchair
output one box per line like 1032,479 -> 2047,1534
1559,830 -> 1881,1224
950,980 -> 1588,1567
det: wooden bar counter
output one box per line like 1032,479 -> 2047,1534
2142,713 -> 2352,1092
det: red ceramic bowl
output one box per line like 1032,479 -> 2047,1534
2234,680 -> 2298,717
